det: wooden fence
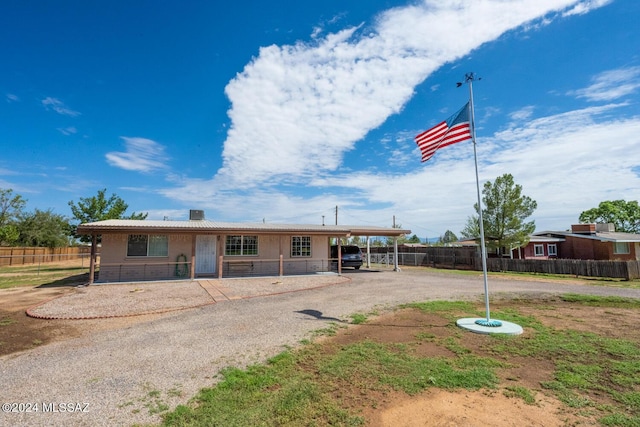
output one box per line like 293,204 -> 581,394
486,258 -> 640,280
366,246 -> 640,280
0,246 -> 94,267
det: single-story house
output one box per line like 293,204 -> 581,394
77,212 -> 410,283
509,235 -> 565,259
511,223 -> 640,261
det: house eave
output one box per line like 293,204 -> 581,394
76,220 -> 410,238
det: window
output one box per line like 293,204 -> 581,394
547,244 -> 557,256
127,234 -> 168,257
613,242 -> 630,254
291,236 -> 311,257
534,244 -> 544,256
225,235 -> 258,256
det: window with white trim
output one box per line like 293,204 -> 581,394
225,235 -> 258,256
291,236 -> 311,257
613,242 -> 630,254
534,244 -> 544,256
127,234 -> 168,257
547,244 -> 557,256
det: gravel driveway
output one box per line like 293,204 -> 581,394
2,269 -> 640,427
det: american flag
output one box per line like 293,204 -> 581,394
415,103 -> 472,162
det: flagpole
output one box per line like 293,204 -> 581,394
463,72 -> 501,327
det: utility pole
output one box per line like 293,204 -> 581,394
335,205 -> 338,225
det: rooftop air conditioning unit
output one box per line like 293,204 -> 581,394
189,210 -> 205,220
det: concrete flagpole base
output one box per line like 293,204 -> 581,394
456,318 -> 523,335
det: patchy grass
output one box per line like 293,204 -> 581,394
160,296 -> 640,426
0,317 -> 16,326
0,260 -> 92,289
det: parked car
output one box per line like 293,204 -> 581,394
330,245 -> 363,269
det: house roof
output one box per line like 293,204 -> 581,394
528,235 -> 565,243
76,219 -> 411,237
533,230 -> 640,243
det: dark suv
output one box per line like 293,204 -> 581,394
330,245 -> 363,270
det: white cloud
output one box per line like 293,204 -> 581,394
106,137 -> 169,173
509,106 -> 535,121
562,0 -> 612,16
217,0 -> 595,188
41,97 -> 81,117
57,126 -> 77,136
6,93 -> 19,103
570,66 -> 640,101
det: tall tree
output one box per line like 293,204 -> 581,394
460,173 -> 537,254
0,188 -> 27,246
406,234 -> 421,244
68,189 -> 148,242
439,230 -> 458,245
579,200 -> 640,233
17,209 -> 72,248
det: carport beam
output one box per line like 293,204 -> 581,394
88,233 -> 97,285
393,236 -> 400,271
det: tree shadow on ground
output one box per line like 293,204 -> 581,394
37,272 -> 93,288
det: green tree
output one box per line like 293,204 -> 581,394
438,230 -> 458,245
385,223 -> 408,246
17,209 -> 72,248
579,200 -> 640,233
0,188 -> 27,246
460,174 -> 537,254
406,234 -> 421,244
349,236 -> 365,246
68,189 -> 148,242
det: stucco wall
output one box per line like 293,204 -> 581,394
98,233 -> 194,282
97,232 -> 333,282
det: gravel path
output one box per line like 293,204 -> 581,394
2,269 -> 639,427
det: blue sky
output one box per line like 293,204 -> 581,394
2,0 -> 639,240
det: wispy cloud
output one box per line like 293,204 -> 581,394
41,97 -> 81,117
6,93 -> 19,103
570,66 -> 640,101
562,0 -> 612,16
106,137 -> 169,173
509,106 -> 535,122
57,126 -> 77,136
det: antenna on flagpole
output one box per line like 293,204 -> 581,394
455,72 -> 522,335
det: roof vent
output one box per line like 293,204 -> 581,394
189,210 -> 205,221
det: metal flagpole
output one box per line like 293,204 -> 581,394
464,72 -> 500,327
456,72 -> 522,335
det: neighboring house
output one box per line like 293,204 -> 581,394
512,223 -> 640,261
77,211 -> 410,283
510,235 -> 565,260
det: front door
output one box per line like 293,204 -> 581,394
196,235 -> 217,275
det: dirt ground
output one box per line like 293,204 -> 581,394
1,286 -> 639,426
0,285 -> 166,356
323,300 -> 640,427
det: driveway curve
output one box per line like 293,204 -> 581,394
2,269 -> 639,427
